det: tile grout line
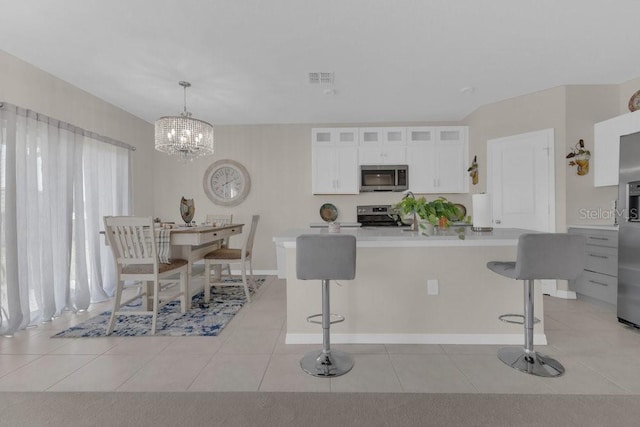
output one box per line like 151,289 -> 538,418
384,350 -> 407,393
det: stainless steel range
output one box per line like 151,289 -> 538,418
356,205 -> 405,227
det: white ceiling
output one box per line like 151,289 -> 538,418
1,0 -> 640,125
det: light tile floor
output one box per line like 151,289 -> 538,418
1,276 -> 640,393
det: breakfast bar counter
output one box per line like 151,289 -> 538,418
273,227 -> 546,345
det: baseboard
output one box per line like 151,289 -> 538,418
548,289 -> 577,300
285,333 -> 548,346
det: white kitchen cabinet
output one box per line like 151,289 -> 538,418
406,126 -> 468,193
358,127 -> 407,164
312,126 -> 467,194
594,110 -> 640,187
434,127 -> 468,192
312,128 -> 358,146
311,128 -> 359,194
358,128 -> 383,146
358,146 -> 406,164
383,127 -> 406,145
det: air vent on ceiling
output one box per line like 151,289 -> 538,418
308,72 -> 334,84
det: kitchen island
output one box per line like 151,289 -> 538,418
273,227 -> 546,345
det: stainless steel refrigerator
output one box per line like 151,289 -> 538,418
618,131 -> 640,328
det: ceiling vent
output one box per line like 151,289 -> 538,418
308,72 -> 334,84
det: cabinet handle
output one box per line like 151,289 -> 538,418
588,254 -> 609,259
588,236 -> 609,241
589,280 -> 608,287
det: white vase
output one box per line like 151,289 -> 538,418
417,220 -> 434,235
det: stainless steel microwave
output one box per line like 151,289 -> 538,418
360,165 -> 408,192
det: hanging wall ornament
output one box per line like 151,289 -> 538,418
468,155 -> 479,185
566,139 -> 591,176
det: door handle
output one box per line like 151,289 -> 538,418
495,220 -> 502,224
589,280 -> 608,287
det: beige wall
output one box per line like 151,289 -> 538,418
0,51 -> 155,216
565,85 -> 619,226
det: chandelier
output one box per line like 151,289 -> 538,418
154,81 -> 214,161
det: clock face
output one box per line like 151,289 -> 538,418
203,159 -> 251,206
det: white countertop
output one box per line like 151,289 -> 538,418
309,222 -> 361,228
567,224 -> 619,231
273,227 -> 536,248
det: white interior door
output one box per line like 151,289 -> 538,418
487,129 -> 555,232
487,129 -> 556,293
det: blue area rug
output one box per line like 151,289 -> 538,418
52,276 -> 264,338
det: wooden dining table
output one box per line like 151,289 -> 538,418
168,223 -> 244,301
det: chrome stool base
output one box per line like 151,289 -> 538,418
300,349 -> 354,377
498,347 -> 565,377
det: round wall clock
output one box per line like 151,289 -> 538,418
203,159 -> 251,206
629,89 -> 640,112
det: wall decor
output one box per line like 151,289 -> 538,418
566,139 -> 591,176
180,197 -> 195,226
203,159 -> 251,206
628,89 -> 640,112
467,155 -> 478,185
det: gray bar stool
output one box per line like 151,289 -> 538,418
487,233 -> 585,377
296,234 -> 357,377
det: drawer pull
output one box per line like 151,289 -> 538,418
588,254 -> 609,259
589,280 -> 609,287
588,236 -> 609,241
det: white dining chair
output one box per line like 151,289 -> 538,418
203,215 -> 259,303
206,214 -> 233,276
103,216 -> 189,335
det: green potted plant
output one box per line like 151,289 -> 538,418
392,194 -> 426,231
423,197 -> 462,228
392,195 -> 464,234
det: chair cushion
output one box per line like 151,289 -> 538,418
122,258 -> 188,274
486,261 -> 517,279
204,248 -> 249,260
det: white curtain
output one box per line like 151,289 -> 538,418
0,104 -> 132,335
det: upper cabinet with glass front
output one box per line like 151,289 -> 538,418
312,128 -> 359,146
311,128 -> 359,194
406,126 -> 468,193
358,127 -> 407,164
311,125 -> 468,194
